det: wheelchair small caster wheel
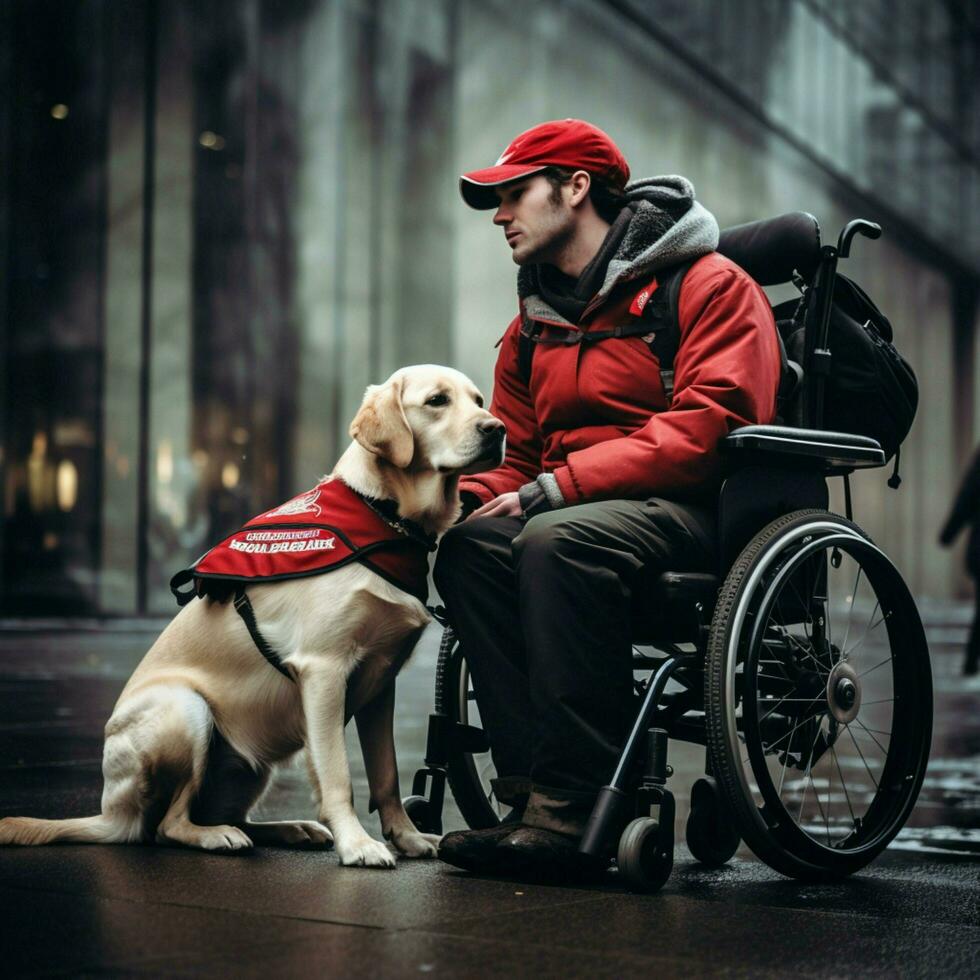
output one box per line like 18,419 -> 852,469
402,794 -> 440,834
685,777 -> 740,867
617,817 -> 673,893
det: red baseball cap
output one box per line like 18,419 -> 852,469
459,118 -> 630,210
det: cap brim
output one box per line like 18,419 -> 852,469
459,165 -> 548,209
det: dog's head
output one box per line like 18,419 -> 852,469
349,365 -> 506,475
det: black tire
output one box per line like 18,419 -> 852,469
617,817 -> 673,893
434,627 -> 505,829
402,795 -> 439,834
685,776 -> 741,867
706,509 -> 933,880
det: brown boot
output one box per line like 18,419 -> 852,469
495,826 -> 610,884
437,822 -> 524,872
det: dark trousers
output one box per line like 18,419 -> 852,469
433,497 -> 716,834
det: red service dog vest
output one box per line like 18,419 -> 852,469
170,477 -> 434,607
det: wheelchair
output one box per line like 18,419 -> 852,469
405,212 -> 933,892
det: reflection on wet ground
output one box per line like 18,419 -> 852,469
0,597 -> 976,853
0,600 -> 977,977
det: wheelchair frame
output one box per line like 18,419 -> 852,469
406,215 -> 932,891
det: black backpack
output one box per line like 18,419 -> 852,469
518,260 -> 917,487
778,274 -> 918,479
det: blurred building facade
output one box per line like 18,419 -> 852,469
1,0 -> 978,616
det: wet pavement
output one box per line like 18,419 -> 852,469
0,599 -> 977,977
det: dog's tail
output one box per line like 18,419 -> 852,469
0,812 -> 142,846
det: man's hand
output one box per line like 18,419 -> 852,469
466,492 -> 522,521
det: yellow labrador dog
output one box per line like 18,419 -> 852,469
0,365 -> 505,867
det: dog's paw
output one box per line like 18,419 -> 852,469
336,834 -> 396,868
391,830 -> 442,859
255,820 -> 333,848
198,826 -> 254,852
292,820 -> 333,847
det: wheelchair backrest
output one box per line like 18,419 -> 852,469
717,212 -> 822,427
717,211 -> 822,287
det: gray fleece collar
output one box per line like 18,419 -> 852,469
517,175 -> 719,321
600,175 -> 719,298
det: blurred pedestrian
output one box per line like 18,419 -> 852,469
939,445 -> 980,676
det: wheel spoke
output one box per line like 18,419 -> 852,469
839,563 -> 863,661
845,723 -> 880,790
761,699 -> 824,753
846,607 -> 893,664
857,654 -> 893,680
853,719 -> 890,756
830,742 -> 857,830
811,739 -> 832,845
766,697 -> 833,702
844,597 -> 880,662
773,621 -> 823,674
821,575 -> 835,671
777,736 -> 791,796
758,688 -> 800,724
797,722 -> 825,822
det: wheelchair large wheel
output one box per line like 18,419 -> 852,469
434,627 -> 506,829
706,509 -> 932,880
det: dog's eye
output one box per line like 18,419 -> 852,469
426,393 -> 449,407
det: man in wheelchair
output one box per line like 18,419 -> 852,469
433,119 -> 783,881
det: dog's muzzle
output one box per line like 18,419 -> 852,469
458,420 -> 506,474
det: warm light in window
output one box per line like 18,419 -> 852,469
199,130 -> 226,150
28,432 -> 48,511
43,531 -> 59,550
157,440 -> 173,484
50,104 -> 69,120
56,460 -> 78,511
221,462 -> 240,488
231,427 -> 249,445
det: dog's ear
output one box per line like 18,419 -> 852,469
349,377 -> 414,468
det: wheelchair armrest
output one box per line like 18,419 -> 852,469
721,424 -> 886,472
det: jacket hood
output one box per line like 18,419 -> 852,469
518,175 -> 719,315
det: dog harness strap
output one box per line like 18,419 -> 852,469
233,587 -> 295,682
169,568 -> 198,607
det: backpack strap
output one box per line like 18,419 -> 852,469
518,315 -> 540,386
639,259 -> 697,405
516,260 -> 697,392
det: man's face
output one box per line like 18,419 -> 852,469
491,174 -> 574,266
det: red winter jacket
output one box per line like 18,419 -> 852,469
458,251 -> 781,507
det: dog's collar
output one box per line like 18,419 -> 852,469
351,489 -> 438,552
